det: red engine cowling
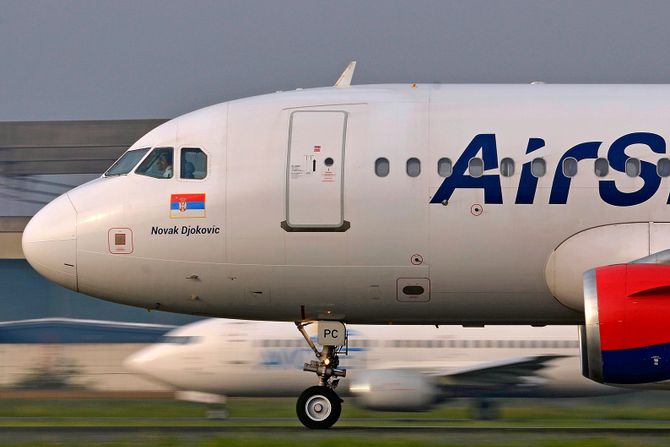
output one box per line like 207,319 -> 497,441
581,264 -> 670,384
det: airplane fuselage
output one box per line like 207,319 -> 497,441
23,84 -> 670,324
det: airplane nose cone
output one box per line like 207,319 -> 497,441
123,349 -> 152,375
124,346 -> 170,385
22,193 -> 77,291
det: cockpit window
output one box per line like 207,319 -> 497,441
135,147 -> 174,179
180,148 -> 207,179
104,148 -> 150,176
160,335 -> 200,345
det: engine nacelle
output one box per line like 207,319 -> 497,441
581,264 -> 670,385
349,369 -> 439,411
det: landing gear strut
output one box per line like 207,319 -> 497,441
295,321 -> 347,429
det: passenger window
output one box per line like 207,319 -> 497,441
500,158 -> 515,177
562,157 -> 578,177
469,158 -> 484,177
625,158 -> 640,177
594,158 -> 609,177
658,158 -> 670,177
406,158 -> 421,177
437,158 -> 452,177
375,157 -> 390,177
531,158 -> 546,178
105,148 -> 150,176
135,147 -> 174,179
181,148 -> 207,179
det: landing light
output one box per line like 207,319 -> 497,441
350,384 -> 370,393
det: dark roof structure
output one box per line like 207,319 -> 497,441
0,318 -> 175,344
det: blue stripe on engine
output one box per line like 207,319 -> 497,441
602,342 -> 670,384
170,201 -> 205,210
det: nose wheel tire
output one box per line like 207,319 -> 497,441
296,386 -> 342,429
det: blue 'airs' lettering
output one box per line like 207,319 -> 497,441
549,141 -> 601,204
515,138 -> 545,204
430,134 -> 502,205
599,132 -> 665,206
431,132 -> 668,207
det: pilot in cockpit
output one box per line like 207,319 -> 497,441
182,160 -> 195,179
156,151 -> 173,178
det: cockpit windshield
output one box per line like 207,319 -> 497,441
104,148 -> 150,176
135,147 -> 174,179
160,335 -> 200,345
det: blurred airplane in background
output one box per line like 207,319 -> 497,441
125,319 -> 621,419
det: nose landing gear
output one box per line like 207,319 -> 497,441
295,321 -> 347,429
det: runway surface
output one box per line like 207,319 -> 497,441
2,396 -> 670,445
2,424 -> 670,442
2,425 -> 670,433
0,420 -> 670,447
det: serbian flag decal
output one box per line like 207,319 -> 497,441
170,193 -> 206,218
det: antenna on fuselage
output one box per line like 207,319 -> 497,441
335,61 -> 357,88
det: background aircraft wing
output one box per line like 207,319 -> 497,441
430,355 -> 569,395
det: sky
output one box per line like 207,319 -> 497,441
2,0 -> 670,120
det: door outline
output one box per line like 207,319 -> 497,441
281,110 -> 350,232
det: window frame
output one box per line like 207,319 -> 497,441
437,157 -> 452,178
531,157 -> 546,178
625,157 -> 641,178
594,157 -> 609,177
562,157 -> 578,178
500,157 -> 515,177
658,158 -> 670,178
374,157 -> 390,177
178,146 -> 209,181
406,157 -> 421,178
468,157 -> 484,178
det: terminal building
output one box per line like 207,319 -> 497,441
0,120 -> 200,392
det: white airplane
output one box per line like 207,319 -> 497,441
22,62 -> 670,427
124,319 -> 618,421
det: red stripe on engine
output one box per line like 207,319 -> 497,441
597,264 -> 670,351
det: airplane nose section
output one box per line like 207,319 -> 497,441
123,349 -> 152,376
124,346 -> 170,384
22,193 -> 77,291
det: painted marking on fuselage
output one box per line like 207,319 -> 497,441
150,225 -> 221,236
259,347 -> 365,370
170,193 -> 207,218
431,132 -> 667,207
